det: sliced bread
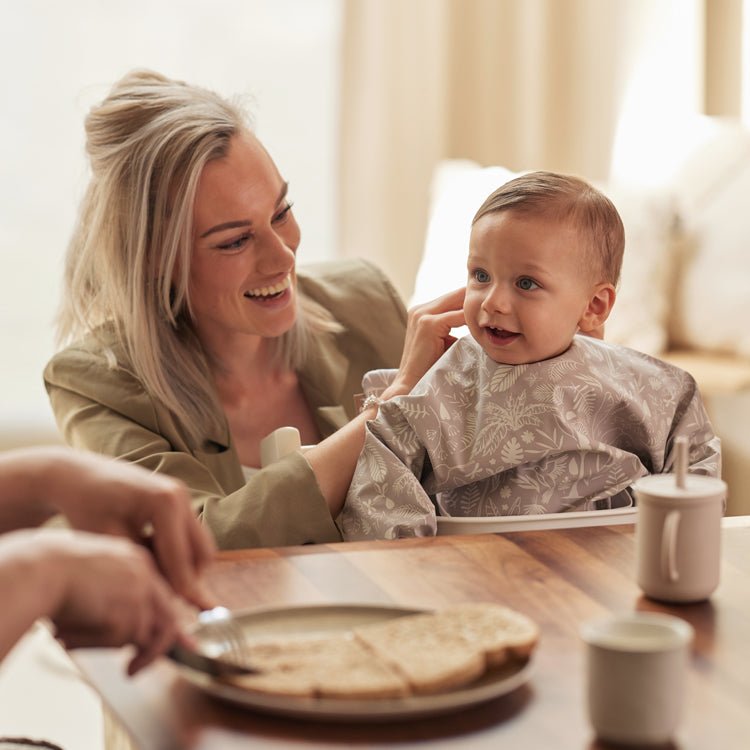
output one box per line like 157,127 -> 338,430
222,602 -> 538,700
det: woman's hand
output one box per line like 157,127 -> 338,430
385,287 -> 466,398
6,447 -> 215,609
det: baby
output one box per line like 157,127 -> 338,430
340,172 -> 720,540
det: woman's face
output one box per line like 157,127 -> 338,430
189,130 -> 300,347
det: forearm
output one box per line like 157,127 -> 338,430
0,532 -> 64,660
0,448 -> 64,532
307,284 -> 464,515
305,378 -> 411,518
305,408 -> 377,519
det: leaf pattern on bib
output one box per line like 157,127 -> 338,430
339,336 -> 721,540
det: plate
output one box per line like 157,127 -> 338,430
174,603 -> 533,722
436,505 -> 637,535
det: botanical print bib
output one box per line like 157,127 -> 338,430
340,335 -> 720,540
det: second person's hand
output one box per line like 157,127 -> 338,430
40,448 -> 216,609
6,528 -> 184,675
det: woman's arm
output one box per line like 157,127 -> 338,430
306,286 -> 466,517
44,367 -> 341,549
44,280 -> 465,547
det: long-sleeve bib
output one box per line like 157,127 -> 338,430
340,335 -> 721,540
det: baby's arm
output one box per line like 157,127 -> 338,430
338,399 -> 437,541
666,382 -> 722,477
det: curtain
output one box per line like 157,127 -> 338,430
338,0 -> 743,302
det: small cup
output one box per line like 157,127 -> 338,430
581,612 -> 694,746
634,473 -> 726,603
260,426 -> 303,468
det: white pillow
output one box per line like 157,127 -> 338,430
411,159 -> 677,355
666,120 -> 750,358
599,182 -> 677,354
410,160 -> 516,306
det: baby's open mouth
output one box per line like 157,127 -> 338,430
486,327 -> 518,340
244,275 -> 291,300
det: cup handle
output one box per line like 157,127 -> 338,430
661,510 -> 680,582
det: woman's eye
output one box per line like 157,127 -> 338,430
273,201 -> 294,224
217,233 -> 251,251
472,269 -> 490,283
517,277 -> 539,291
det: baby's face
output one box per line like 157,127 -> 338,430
464,211 -> 597,365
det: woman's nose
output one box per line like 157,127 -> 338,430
256,230 -> 296,275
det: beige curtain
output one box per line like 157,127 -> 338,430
338,0 -> 450,301
704,0 -> 744,116
338,0 -> 743,302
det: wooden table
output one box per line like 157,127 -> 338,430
74,518 -> 750,749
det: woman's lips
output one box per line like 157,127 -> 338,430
244,273 -> 291,299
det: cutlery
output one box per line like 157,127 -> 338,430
168,606 -> 258,677
167,642 -> 258,677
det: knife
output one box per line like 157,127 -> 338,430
167,643 -> 258,677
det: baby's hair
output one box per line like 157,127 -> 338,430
472,171 -> 625,286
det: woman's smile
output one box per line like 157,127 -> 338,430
244,273 -> 292,301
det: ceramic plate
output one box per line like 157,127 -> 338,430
436,506 -> 637,535
174,603 -> 533,722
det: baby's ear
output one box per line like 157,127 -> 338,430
578,283 -> 616,334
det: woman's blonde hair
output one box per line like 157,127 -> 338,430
58,69 -> 340,444
472,171 -> 625,286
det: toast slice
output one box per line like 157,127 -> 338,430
429,602 -> 540,664
354,612 -> 486,695
222,602 -> 538,699
225,633 -> 409,699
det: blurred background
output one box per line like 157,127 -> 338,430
1,0 -> 748,447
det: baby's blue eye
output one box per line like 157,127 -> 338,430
473,269 -> 490,283
517,277 -> 539,291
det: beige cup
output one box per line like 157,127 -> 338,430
582,612 -> 694,746
634,473 -> 726,603
260,427 -> 314,468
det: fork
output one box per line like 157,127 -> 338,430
197,606 -> 248,666
167,606 -> 258,676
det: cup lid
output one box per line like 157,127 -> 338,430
581,611 -> 694,653
633,473 -> 726,500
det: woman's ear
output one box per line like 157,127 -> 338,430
578,283 -> 616,335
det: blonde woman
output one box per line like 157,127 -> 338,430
45,70 -> 464,549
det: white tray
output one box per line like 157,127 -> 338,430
436,506 -> 637,535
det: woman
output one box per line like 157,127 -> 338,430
45,70 -> 464,549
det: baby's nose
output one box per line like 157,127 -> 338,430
482,284 -> 512,314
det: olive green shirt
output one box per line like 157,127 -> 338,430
44,259 -> 407,549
